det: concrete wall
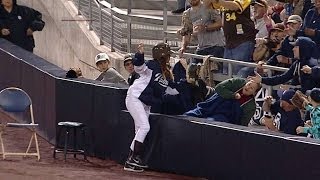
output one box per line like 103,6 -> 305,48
18,0 -> 128,80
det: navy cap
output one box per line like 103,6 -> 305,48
280,89 -> 296,104
306,88 -> 320,103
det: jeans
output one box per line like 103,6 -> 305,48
193,46 -> 225,63
177,0 -> 187,9
223,41 -> 255,76
237,66 -> 255,78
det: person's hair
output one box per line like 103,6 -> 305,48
66,69 -> 78,78
158,55 -> 173,80
254,82 -> 263,94
187,63 -> 202,86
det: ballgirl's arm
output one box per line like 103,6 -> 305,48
133,43 -> 148,75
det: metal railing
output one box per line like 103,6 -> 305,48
172,51 -> 296,93
72,0 -> 172,54
72,0 -> 300,94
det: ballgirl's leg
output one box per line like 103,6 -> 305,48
125,96 -> 150,169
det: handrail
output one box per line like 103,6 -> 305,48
172,51 -> 288,73
74,0 -> 296,95
171,51 -> 295,94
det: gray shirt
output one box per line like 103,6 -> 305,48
96,68 -> 127,85
182,3 -> 225,50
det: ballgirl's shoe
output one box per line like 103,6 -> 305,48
126,155 -> 148,168
123,161 -> 144,172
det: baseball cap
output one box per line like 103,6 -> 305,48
253,0 -> 268,7
270,23 -> 285,32
95,53 -> 110,65
289,37 -> 314,47
306,88 -> 320,103
123,54 -> 134,66
280,89 -> 296,104
287,15 -> 302,24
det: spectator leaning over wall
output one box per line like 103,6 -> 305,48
261,89 -> 304,135
0,0 -> 45,52
249,37 -> 319,94
210,0 -> 256,76
185,78 -> 261,126
95,52 -> 128,85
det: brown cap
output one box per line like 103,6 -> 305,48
270,23 -> 285,32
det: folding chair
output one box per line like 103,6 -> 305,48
0,87 -> 40,160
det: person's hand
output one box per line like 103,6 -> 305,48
137,43 -> 144,54
247,71 -> 262,83
267,6 -> 274,15
234,93 -> 241,99
302,99 -> 309,108
301,65 -> 312,74
304,28 -> 316,37
177,28 -> 182,35
255,38 -> 267,45
179,47 -> 185,57
1,28 -> 10,36
256,61 -> 266,70
256,61 -> 266,75
264,96 -> 273,105
276,55 -> 289,64
279,84 -> 290,90
263,14 -> 272,27
264,116 -> 276,130
26,28 -> 33,36
193,24 -> 205,35
296,126 -> 304,134
305,120 -> 312,127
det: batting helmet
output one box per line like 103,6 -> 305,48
152,42 -> 172,60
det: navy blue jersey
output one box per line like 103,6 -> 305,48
127,53 -> 176,107
270,101 -> 304,135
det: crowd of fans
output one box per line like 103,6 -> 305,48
118,0 -> 320,172
2,0 -> 320,173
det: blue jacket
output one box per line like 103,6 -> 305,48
270,101 -> 304,135
298,8 -> 320,58
172,61 -> 186,82
262,37 -> 319,93
301,9 -> 320,45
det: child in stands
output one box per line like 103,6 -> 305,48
296,88 -> 320,139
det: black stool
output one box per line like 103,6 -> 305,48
53,121 -> 87,161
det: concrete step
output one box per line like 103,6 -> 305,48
129,9 -> 182,26
103,0 -> 177,11
127,25 -> 181,41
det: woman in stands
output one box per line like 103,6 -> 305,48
124,43 -> 178,172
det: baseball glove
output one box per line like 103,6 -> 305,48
290,90 -> 308,109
